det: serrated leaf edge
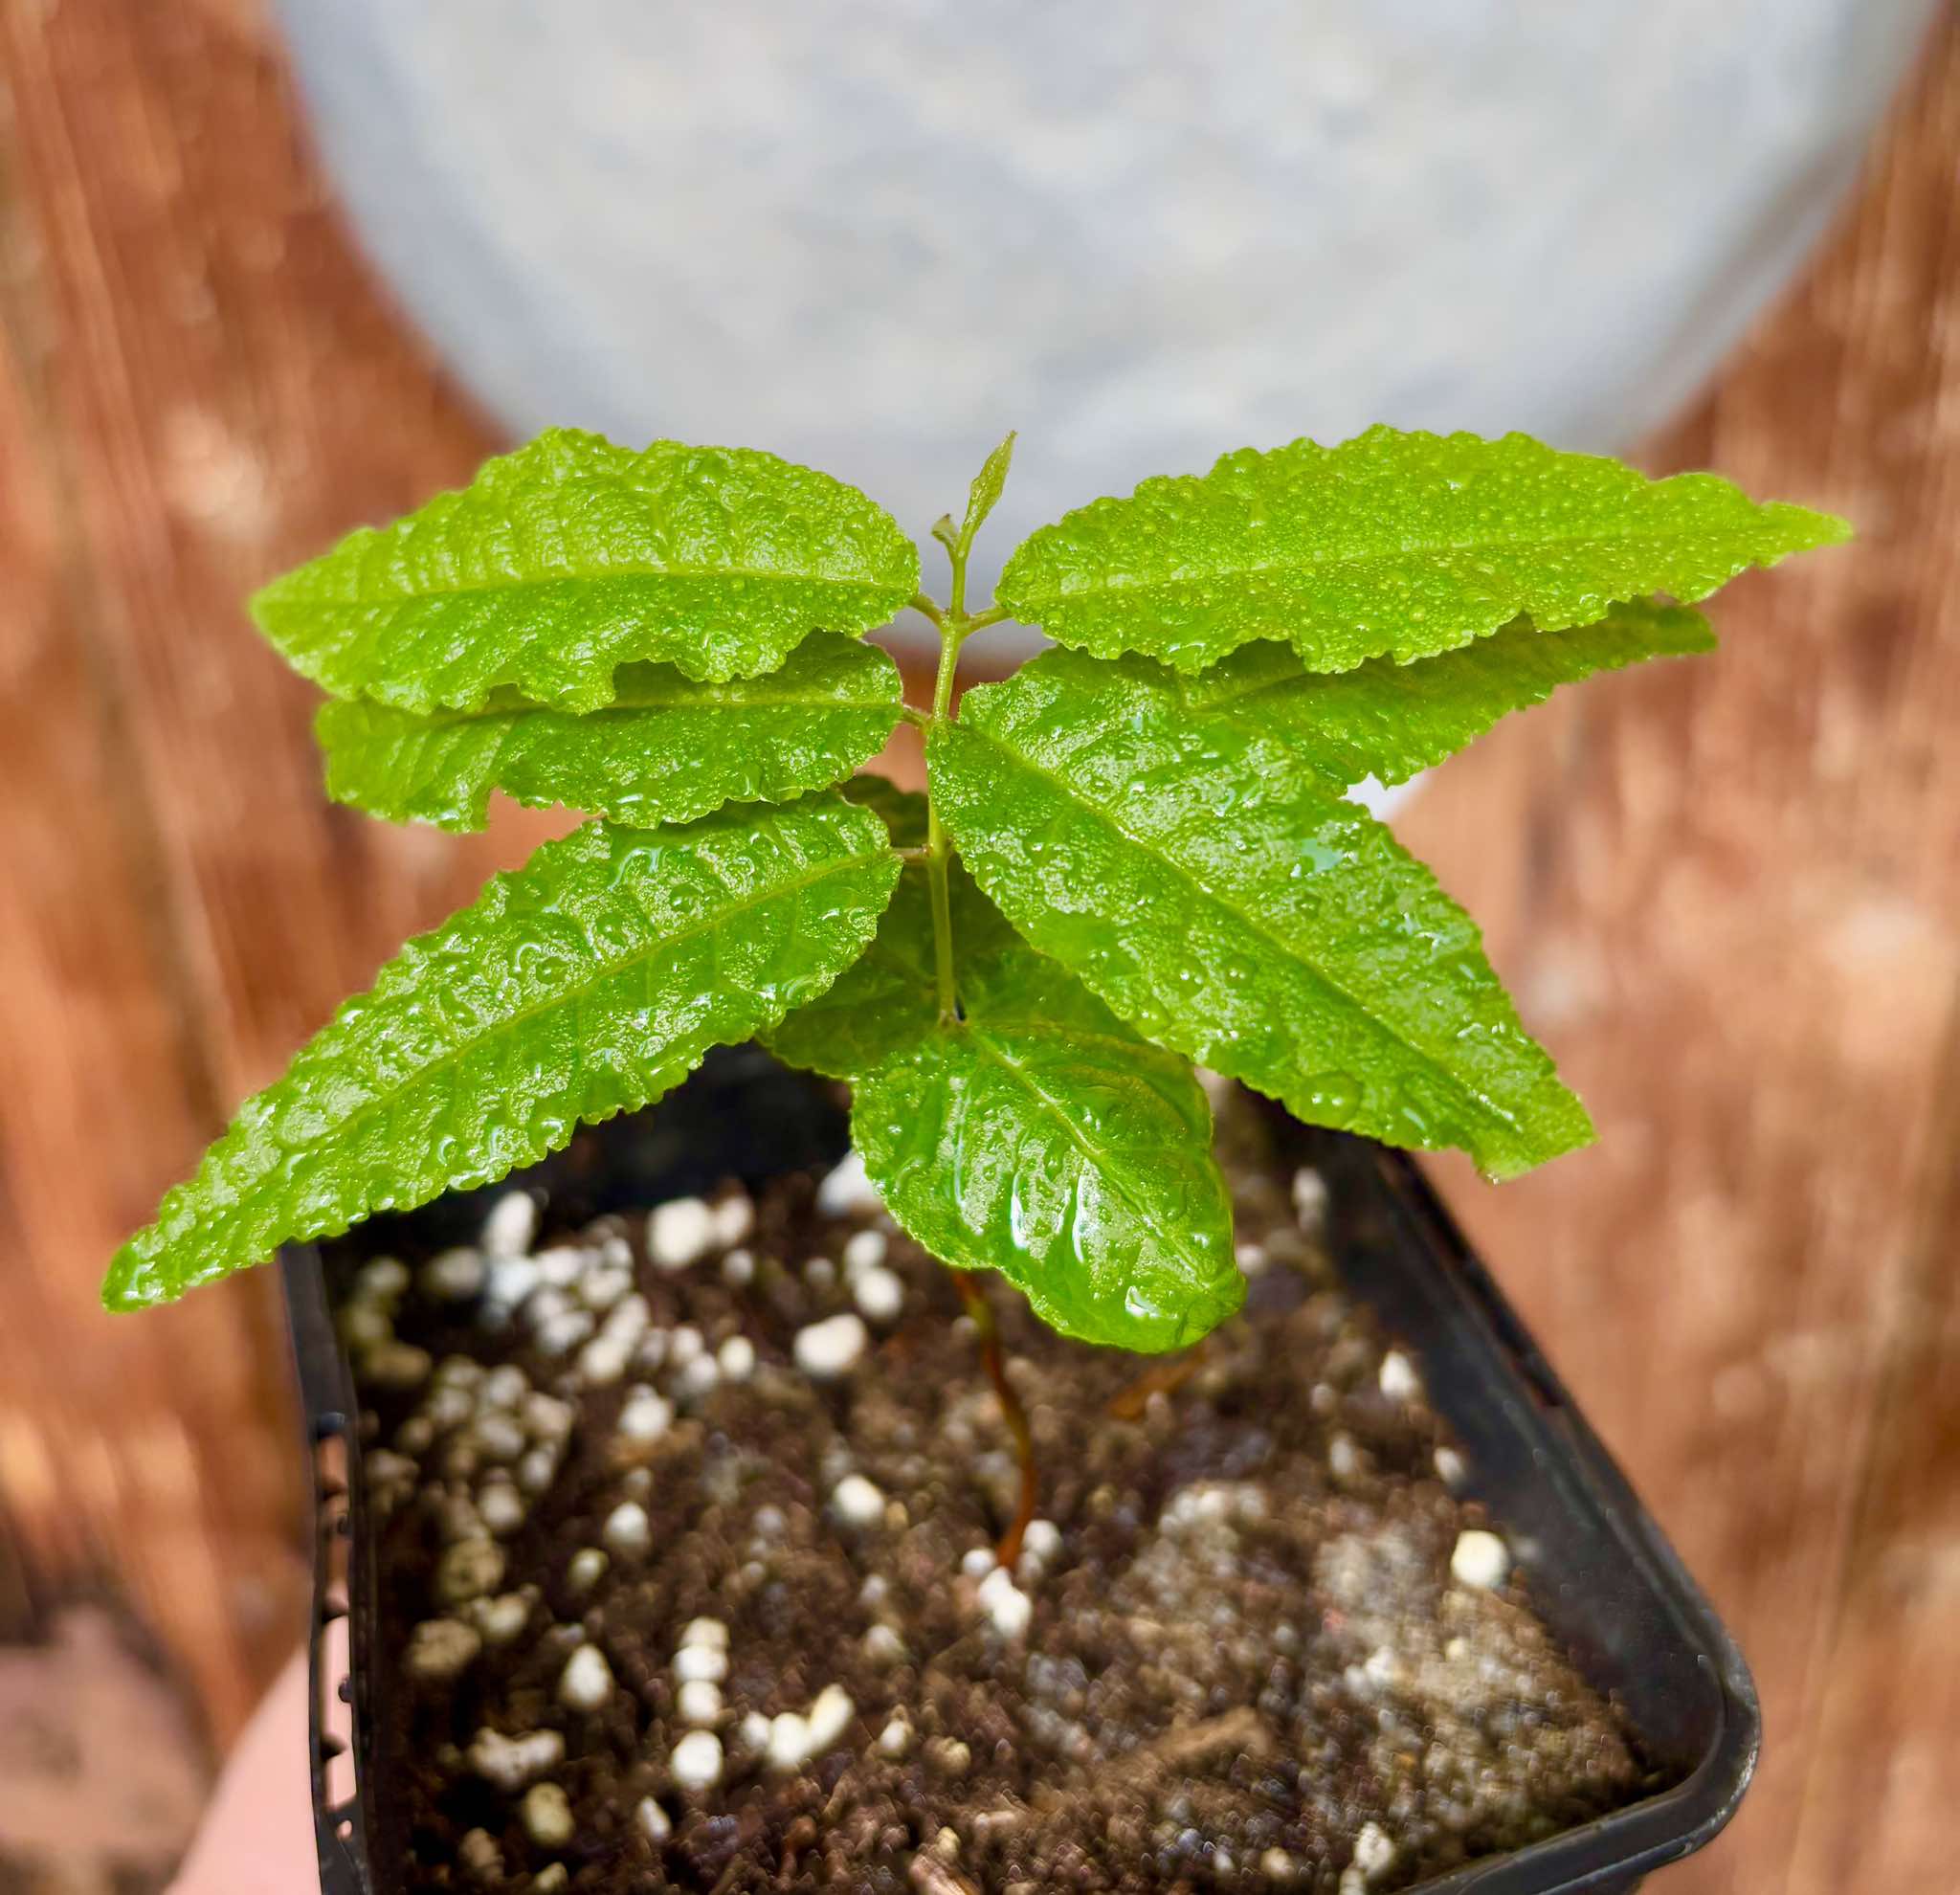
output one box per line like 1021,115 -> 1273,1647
934,713 -> 1571,1161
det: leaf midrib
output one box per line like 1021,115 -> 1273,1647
950,722 -> 1528,1143
948,1015 -> 1217,1295
362,685 -> 902,733
272,562 -> 910,613
1009,516 -> 1793,611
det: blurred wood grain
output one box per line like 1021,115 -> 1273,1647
0,2 -> 1954,1888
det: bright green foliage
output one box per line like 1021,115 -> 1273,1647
111,424 -> 1845,1351
103,796 -> 899,1309
1171,599 -> 1714,792
252,430 -> 919,713
768,790 -> 1017,1082
850,936 -> 1240,1352
956,431 -> 1017,553
774,782 -> 1239,1350
996,426 -> 1847,675
316,633 -> 903,832
929,650 -> 1594,1180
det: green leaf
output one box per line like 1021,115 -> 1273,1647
773,780 -> 1239,1349
929,649 -> 1594,1180
252,430 -> 921,713
996,425 -> 1847,675
103,796 -> 901,1309
851,943 -> 1241,1353
767,847 -> 1018,1084
1182,599 -> 1714,791
316,633 -> 903,832
959,431 -> 1016,551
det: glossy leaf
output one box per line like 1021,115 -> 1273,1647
929,650 -> 1593,1180
316,633 -> 903,832
103,797 -> 901,1309
253,430 -> 920,713
851,942 -> 1241,1352
959,431 -> 1017,550
996,425 -> 1847,675
767,843 -> 1017,1083
1178,599 -> 1714,791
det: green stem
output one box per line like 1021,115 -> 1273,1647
918,475 -> 1012,1028
924,608 -> 964,1026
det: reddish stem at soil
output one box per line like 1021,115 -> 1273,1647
948,1269 -> 1038,1570
1106,1338 -> 1210,1421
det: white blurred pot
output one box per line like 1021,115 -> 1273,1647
277,0 -> 1931,680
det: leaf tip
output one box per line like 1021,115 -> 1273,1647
1478,1088 -> 1597,1183
100,1241 -> 165,1313
1782,502 -> 1855,551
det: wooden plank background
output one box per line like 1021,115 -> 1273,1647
0,3 -> 1953,1888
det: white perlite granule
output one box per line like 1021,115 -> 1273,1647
670,1728 -> 724,1792
976,1564 -> 1033,1639
673,1641 -> 727,1684
806,1683 -> 854,1750
815,1150 -> 880,1215
1292,1167 -> 1329,1230
648,1196 -> 716,1270
793,1313 -> 868,1380
852,1265 -> 905,1325
765,1685 -> 855,1770
421,1247 -> 485,1301
831,1473 -> 886,1528
458,1828 -> 502,1882
618,1390 -> 675,1444
480,1192 -> 537,1259
841,1228 -> 886,1274
468,1727 -> 565,1791
559,1641 -> 615,1710
602,1500 -> 651,1554
1378,1350 -> 1421,1401
1341,1820 -> 1397,1894
434,1539 -> 506,1606
713,1193 -> 755,1247
1450,1528 -> 1511,1590
576,1333 -> 631,1386
405,1617 -> 480,1681
521,1782 -> 574,1849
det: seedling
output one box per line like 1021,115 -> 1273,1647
104,426 -> 1841,1377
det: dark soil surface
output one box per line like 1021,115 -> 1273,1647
333,1085 -> 1648,1894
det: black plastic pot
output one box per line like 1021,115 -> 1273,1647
283,1048 -> 1758,1895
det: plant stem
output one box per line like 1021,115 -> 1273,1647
925,811 -> 958,1026
949,1268 -> 1039,1570
923,526 -> 971,1027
